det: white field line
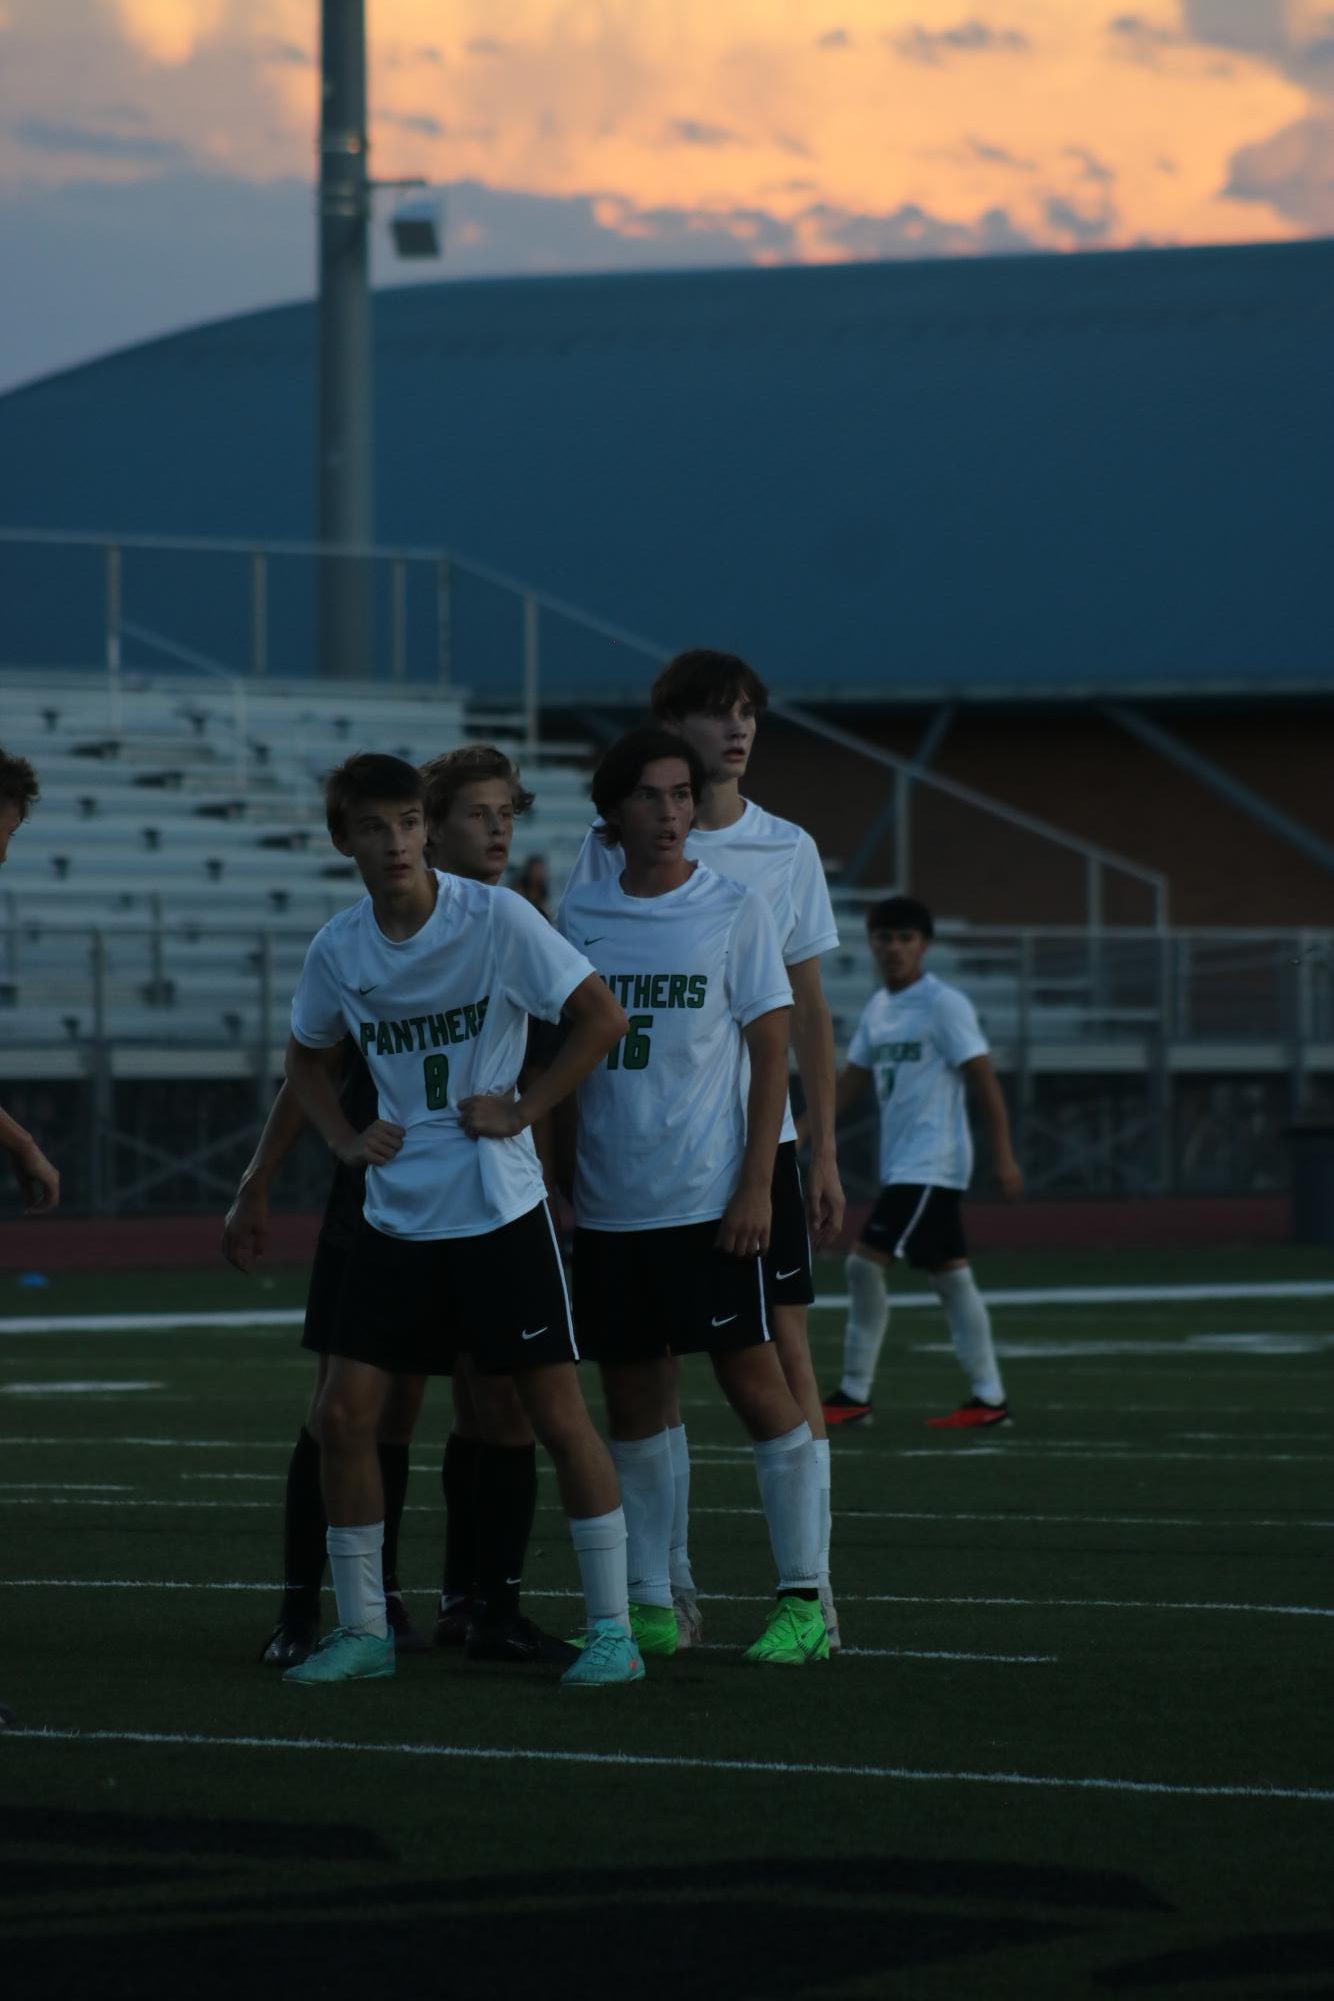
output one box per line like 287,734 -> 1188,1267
4,1491 -> 1332,1535
683,1505 -> 1334,1531
2,1278 -> 1333,1337
689,1642 -> 1055,1664
5,1577 -> 1332,1619
8,1726 -> 1334,1805
2,1484 -> 1330,1532
0,1482 -> 130,1492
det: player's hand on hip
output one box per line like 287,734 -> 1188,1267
458,1094 -> 524,1140
805,1152 -> 846,1249
222,1186 -> 268,1272
717,1184 -> 772,1259
12,1142 -> 59,1215
340,1120 -> 405,1169
997,1157 -> 1025,1201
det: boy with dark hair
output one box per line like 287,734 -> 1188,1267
225,748 -> 581,1673
279,751 -> 639,1687
560,729 -> 827,1664
819,895 -> 1023,1430
0,748 -> 40,845
562,649 -> 846,1646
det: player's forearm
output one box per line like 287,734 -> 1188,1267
739,1018 -> 790,1189
0,1102 -> 37,1163
791,988 -> 838,1155
284,1039 -> 358,1159
971,1067 -> 1017,1163
512,992 -> 628,1129
237,1080 -> 309,1194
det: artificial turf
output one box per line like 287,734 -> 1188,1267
3,1247 -> 1333,1999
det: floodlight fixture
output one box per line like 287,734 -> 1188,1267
390,194 -> 443,260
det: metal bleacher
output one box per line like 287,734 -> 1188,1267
0,671 -> 598,1063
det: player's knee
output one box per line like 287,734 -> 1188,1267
317,1389 -> 379,1453
846,1250 -> 886,1292
471,1373 -> 534,1449
514,1366 -> 586,1459
599,1363 -> 666,1439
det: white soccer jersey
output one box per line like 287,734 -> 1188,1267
562,800 -> 838,1143
291,872 -> 594,1240
559,864 -> 792,1231
847,973 -> 989,1191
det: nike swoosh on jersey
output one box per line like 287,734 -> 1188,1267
357,983 -> 381,995
711,1313 -> 738,1328
582,935 -> 608,947
521,1326 -> 548,1340
775,1267 -> 802,1281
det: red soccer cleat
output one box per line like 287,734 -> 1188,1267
822,1388 -> 873,1429
926,1398 -> 1013,1430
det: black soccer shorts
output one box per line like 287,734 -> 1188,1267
859,1184 -> 968,1270
762,1139 -> 816,1307
573,1220 -> 774,1365
324,1202 -> 577,1377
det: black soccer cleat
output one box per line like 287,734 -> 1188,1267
464,1611 -> 579,1668
385,1591 -> 432,1653
821,1387 -> 873,1429
260,1611 -> 319,1669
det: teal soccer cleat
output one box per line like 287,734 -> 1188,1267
283,1626 -> 396,1686
560,1620 -> 645,1688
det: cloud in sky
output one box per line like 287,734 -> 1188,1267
665,118 -> 745,148
14,116 -> 187,162
890,19 -> 1031,66
0,0 -> 1329,385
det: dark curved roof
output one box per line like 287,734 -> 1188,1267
2,238 -> 1331,700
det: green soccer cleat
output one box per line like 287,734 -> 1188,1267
743,1595 -> 830,1666
630,1601 -> 679,1657
560,1620 -> 645,1688
283,1626 -> 396,1686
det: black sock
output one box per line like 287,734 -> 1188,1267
378,1440 -> 411,1595
441,1432 -> 484,1601
281,1426 -> 325,1620
473,1442 -> 538,1625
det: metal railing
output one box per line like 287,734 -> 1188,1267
0,526 -> 669,765
1,920 -> 1329,1211
780,703 -> 1170,933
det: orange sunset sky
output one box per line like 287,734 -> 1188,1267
1,2 -> 1332,387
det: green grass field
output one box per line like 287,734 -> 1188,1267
4,1245 -> 1334,1999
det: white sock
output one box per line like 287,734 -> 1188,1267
609,1430 -> 674,1609
813,1436 -> 831,1595
666,1422 -> 696,1592
841,1252 -> 889,1402
932,1266 -> 1006,1403
326,1522 -> 388,1638
569,1506 -> 631,1631
752,1422 -> 821,1591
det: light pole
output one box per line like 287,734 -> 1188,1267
316,0 -> 371,681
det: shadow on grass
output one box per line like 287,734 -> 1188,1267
8,1807 -> 1182,1999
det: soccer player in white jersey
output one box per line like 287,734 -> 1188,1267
819,896 -> 1023,1430
226,747 -> 569,1670
282,752 -> 643,1688
560,727 -> 828,1664
561,650 -> 845,1647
